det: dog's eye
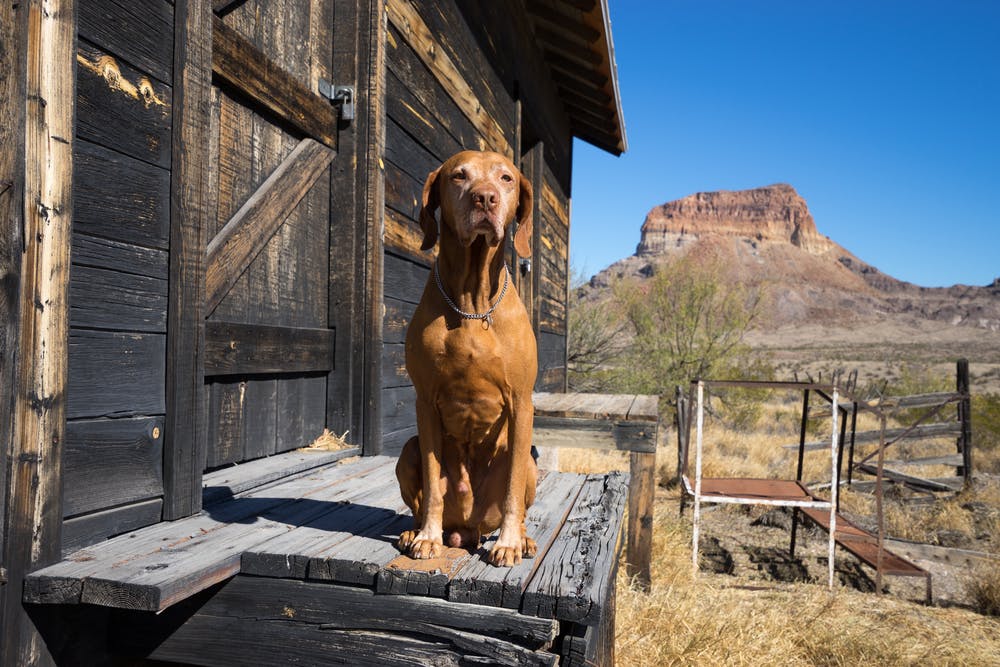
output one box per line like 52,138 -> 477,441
500,173 -> 514,183
451,170 -> 466,181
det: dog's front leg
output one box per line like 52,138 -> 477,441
489,393 -> 537,566
408,397 -> 446,559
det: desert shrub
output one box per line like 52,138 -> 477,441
569,256 -> 772,426
566,293 -> 628,393
965,565 -> 1000,617
614,255 -> 765,393
972,393 -> 1000,452
889,362 -> 951,396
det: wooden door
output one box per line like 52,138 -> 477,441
202,0 -> 340,467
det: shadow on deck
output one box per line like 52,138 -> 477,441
24,452 -> 626,666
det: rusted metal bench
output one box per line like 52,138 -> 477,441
679,380 -> 931,599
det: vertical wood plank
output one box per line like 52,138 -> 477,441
164,0 -> 211,520
327,0 -> 367,441
957,358 -> 972,483
363,0 -> 387,454
526,141 -> 544,338
1,0 -> 76,663
0,0 -> 26,620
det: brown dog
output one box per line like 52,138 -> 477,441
396,150 -> 538,567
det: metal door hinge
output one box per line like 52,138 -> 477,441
319,79 -> 355,122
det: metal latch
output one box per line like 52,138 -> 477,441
319,79 -> 355,122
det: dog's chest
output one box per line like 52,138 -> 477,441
416,324 -> 510,439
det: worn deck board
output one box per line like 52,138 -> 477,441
26,454 -> 625,626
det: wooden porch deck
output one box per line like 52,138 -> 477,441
25,452 -> 626,664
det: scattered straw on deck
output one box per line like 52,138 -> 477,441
302,429 -> 352,452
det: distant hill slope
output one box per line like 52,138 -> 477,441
581,184 -> 1000,332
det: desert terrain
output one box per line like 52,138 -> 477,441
570,185 -> 1000,664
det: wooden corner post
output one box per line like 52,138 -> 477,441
361,0 -> 387,454
164,0 -> 211,519
0,0 -> 76,663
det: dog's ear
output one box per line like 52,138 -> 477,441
418,166 -> 441,251
513,171 -> 533,258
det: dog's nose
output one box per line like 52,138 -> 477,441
471,188 -> 498,210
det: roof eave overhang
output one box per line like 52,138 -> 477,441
527,0 -> 627,156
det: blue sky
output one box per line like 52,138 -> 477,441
569,1 -> 999,288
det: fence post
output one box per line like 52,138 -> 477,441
957,359 -> 972,485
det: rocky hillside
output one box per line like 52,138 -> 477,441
583,184 -> 1000,332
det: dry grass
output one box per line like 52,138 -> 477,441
613,486 -> 1000,666
302,428 -> 352,451
553,391 -> 1000,665
965,564 -> 1000,617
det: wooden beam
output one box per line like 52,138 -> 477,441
205,322 -> 335,376
533,417 -> 657,453
627,451 -> 654,590
386,0 -> 512,156
205,138 -> 335,314
544,50 -> 607,88
957,359 -> 972,481
164,0 -> 212,521
211,15 -> 339,149
535,26 -> 602,65
1,0 -> 75,663
525,1 -> 600,42
325,0 -> 366,440
553,75 -> 612,106
362,0 -> 387,454
0,0 -> 25,611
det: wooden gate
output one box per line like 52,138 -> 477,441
201,2 -> 340,468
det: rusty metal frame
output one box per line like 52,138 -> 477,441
687,379 -> 842,589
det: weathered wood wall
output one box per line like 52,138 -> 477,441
63,0 -> 176,554
535,162 -> 570,392
379,0 -> 574,453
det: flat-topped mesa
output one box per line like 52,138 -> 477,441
637,183 -> 833,256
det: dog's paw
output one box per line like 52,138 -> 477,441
522,535 -> 537,558
397,530 -> 418,551
487,544 -> 523,567
407,536 -> 444,560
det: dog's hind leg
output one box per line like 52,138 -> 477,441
395,436 -> 423,551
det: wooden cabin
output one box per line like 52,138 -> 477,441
0,0 -> 628,663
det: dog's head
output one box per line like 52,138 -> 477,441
418,150 -> 533,257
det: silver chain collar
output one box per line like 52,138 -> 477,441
433,260 -> 510,329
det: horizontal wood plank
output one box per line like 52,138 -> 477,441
70,264 -> 168,332
67,330 -> 166,419
211,15 -> 338,148
447,473 -> 585,609
25,456 -> 395,610
64,417 -> 164,517
202,447 -> 360,506
76,37 -> 173,168
71,234 -> 169,280
61,499 -> 164,557
144,576 -> 560,662
74,139 -> 170,249
533,392 -> 659,422
386,0 -> 511,156
533,418 -> 657,453
204,321 -> 334,376
522,472 -> 628,623
78,0 -> 174,85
